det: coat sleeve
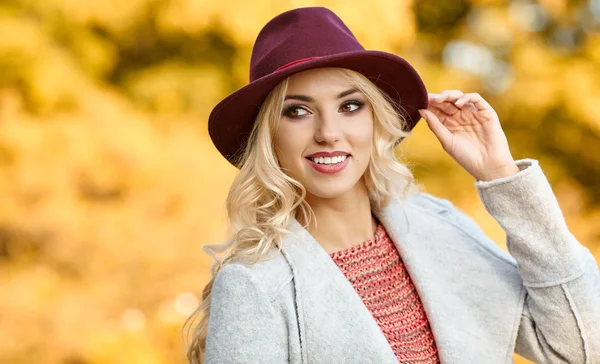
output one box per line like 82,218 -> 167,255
473,158 -> 600,363
204,263 -> 288,364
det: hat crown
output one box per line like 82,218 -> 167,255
250,7 -> 365,81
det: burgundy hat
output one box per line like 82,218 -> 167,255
208,7 -> 428,166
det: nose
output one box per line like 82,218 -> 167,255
314,112 -> 341,145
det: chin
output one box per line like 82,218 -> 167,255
305,182 -> 354,200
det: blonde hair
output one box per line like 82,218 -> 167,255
184,68 -> 421,363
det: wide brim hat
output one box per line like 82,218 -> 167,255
209,7 -> 428,167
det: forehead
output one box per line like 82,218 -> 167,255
285,68 -> 353,95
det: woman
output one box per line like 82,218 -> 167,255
185,7 -> 600,364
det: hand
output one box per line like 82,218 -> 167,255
418,90 -> 520,182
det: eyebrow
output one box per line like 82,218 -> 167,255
284,88 -> 360,102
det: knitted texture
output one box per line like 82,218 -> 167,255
330,223 -> 441,363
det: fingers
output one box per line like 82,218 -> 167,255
430,90 -> 464,107
428,93 -> 460,115
418,109 -> 452,150
454,92 -> 491,110
431,90 -> 463,102
430,90 -> 488,111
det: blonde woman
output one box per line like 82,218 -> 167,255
185,7 -> 600,364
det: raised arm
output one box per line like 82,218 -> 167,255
474,158 -> 600,362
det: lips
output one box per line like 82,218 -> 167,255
306,155 -> 350,174
306,150 -> 350,159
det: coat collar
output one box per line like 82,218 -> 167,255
280,195 -> 526,363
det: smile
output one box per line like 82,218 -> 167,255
307,155 -> 348,165
305,155 -> 350,174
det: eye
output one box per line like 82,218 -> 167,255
283,105 -> 310,118
339,100 -> 365,113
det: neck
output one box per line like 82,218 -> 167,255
301,180 -> 378,255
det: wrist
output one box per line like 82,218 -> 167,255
477,163 -> 520,182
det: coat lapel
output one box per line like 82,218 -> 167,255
280,218 -> 399,364
374,197 -> 526,363
280,195 -> 526,363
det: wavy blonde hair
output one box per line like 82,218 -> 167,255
184,68 -> 421,363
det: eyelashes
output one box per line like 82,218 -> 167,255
282,100 -> 366,119
282,105 -> 307,118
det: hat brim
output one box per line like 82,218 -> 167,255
208,50 -> 428,165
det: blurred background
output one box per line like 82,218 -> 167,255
0,0 -> 599,363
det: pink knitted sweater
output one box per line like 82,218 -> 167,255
329,222 -> 441,363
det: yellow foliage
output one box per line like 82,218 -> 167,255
0,0 -> 598,363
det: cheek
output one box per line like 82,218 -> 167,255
349,121 -> 374,155
359,126 -> 373,146
274,125 -> 302,169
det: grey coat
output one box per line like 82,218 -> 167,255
204,159 -> 600,363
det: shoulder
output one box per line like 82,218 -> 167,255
404,192 -> 518,268
405,191 -> 481,226
399,191 -> 465,224
406,191 -> 456,215
212,248 -> 294,303
405,191 -> 486,234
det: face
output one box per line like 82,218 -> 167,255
273,68 -> 373,200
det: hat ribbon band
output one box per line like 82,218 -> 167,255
275,56 -> 322,72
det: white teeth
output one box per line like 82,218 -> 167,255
310,155 -> 347,165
